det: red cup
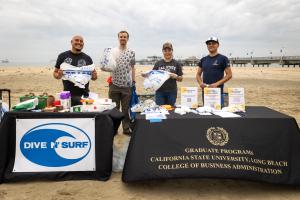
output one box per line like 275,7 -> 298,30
53,100 -> 61,106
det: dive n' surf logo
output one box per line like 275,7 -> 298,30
14,118 -> 95,172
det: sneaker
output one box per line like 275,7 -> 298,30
123,128 -> 132,136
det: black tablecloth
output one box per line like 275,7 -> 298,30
122,106 -> 300,185
0,109 -> 123,183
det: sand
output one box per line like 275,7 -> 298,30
0,66 -> 300,199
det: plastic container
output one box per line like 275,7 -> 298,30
19,93 -> 48,109
60,91 -> 71,110
222,92 -> 228,107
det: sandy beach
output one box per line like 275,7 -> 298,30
1,66 -> 300,199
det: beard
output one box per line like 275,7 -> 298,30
74,46 -> 82,52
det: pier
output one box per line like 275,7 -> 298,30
136,56 -> 300,67
230,56 -> 300,67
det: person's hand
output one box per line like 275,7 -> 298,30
200,82 -> 210,89
55,69 -> 63,79
169,73 -> 178,79
141,73 -> 148,78
91,69 -> 97,80
208,83 -> 218,88
200,82 -> 207,89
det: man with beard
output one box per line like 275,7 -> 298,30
53,35 -> 97,106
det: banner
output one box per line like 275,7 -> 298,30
123,107 -> 300,185
181,87 -> 198,108
14,118 -> 95,172
60,63 -> 95,89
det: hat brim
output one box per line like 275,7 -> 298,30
205,40 -> 219,44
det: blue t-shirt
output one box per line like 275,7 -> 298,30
198,54 -> 230,89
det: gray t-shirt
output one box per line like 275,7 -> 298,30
112,48 -> 135,87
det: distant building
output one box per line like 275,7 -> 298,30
136,56 -> 162,65
1,59 -> 9,63
137,56 -> 201,66
183,56 -> 198,66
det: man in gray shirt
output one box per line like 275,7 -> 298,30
109,31 -> 136,135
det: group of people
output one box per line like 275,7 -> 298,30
53,31 -> 232,135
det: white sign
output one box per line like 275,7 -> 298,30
14,118 -> 95,172
204,88 -> 221,110
181,87 -> 198,108
228,88 -> 245,111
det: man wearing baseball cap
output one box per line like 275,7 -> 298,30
196,36 -> 232,106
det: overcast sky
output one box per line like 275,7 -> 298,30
0,0 -> 299,63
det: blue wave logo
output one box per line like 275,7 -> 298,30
20,123 -> 91,167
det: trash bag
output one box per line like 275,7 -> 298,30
112,136 -> 130,172
143,70 -> 170,92
60,63 -> 95,88
107,76 -> 112,84
129,83 -> 139,121
100,47 -> 120,72
0,102 -> 9,122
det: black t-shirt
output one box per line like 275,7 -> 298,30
55,50 -> 93,97
198,54 -> 230,89
153,59 -> 183,92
